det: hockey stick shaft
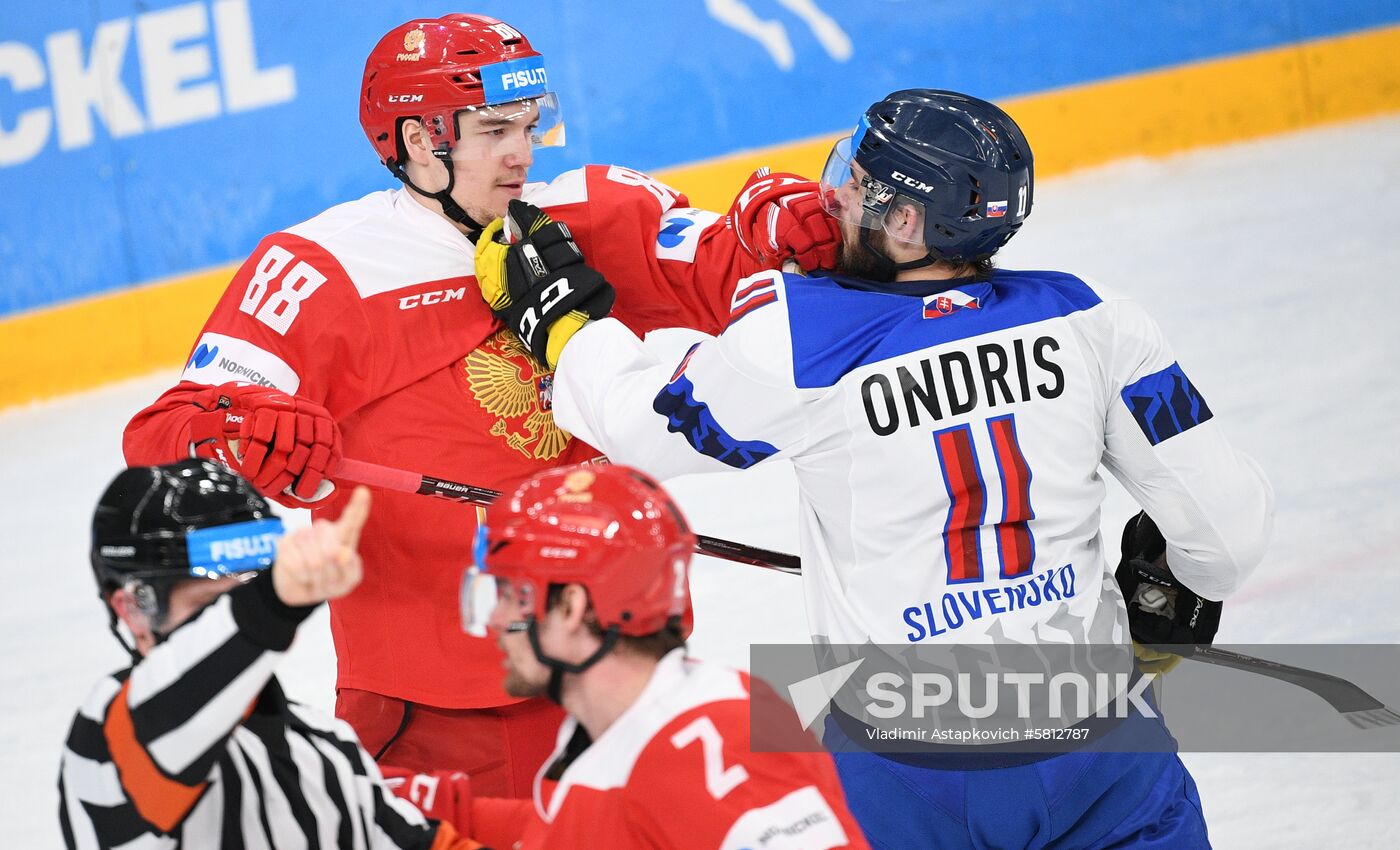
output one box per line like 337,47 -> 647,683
1185,645 -> 1393,717
336,458 -> 802,576
342,461 -> 1395,724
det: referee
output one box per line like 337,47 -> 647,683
58,459 -> 478,849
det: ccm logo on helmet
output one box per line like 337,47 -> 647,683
387,94 -> 425,103
501,68 -> 548,90
891,171 -> 936,194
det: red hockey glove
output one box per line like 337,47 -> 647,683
727,168 -> 842,272
381,767 -> 475,836
188,383 -> 342,504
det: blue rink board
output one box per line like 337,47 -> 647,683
3,0 -> 1398,316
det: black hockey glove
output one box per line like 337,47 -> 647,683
474,199 -> 615,368
1116,511 -> 1223,668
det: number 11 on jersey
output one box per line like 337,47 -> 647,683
933,413 -> 1035,584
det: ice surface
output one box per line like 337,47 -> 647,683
4,114 -> 1398,847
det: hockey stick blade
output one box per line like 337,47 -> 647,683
336,458 -> 802,576
1345,707 -> 1400,730
1187,646 -> 1400,730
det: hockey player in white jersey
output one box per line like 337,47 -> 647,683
475,89 -> 1272,848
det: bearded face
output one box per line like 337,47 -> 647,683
834,218 -> 897,283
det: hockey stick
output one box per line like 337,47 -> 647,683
1183,646 -> 1400,730
1130,559 -> 1400,730
335,458 -> 802,576
337,458 -> 1397,727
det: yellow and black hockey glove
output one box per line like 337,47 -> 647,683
1115,511 -> 1224,675
474,199 -> 615,368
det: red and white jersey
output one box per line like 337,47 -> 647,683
124,166 -> 762,709
496,651 -> 867,850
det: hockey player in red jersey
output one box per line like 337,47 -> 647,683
121,13 -> 839,798
385,464 -> 870,849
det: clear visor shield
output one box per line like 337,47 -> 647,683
447,93 -> 565,161
460,568 -> 536,638
459,524 -> 534,638
819,135 -> 926,246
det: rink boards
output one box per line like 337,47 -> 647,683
3,0 -> 1400,407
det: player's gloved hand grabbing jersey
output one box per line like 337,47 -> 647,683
1116,511 -> 1224,674
188,383 -> 343,504
474,199 -> 615,369
726,168 -> 842,272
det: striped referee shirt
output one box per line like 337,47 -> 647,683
58,574 -> 469,850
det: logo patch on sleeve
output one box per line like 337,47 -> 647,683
1121,362 -> 1213,445
181,333 -> 301,393
655,208 -> 720,262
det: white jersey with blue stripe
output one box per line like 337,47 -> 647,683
553,269 -> 1273,647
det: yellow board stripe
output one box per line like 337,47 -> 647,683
1,265 -> 236,407
5,22 -> 1400,410
667,21 -> 1400,210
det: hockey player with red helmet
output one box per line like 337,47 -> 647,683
383,464 -> 869,849
121,13 -> 840,797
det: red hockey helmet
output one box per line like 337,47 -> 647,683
359,14 -> 564,170
462,465 -> 696,638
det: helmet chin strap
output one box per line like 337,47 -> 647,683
106,608 -> 142,664
857,225 -> 939,278
526,618 -> 621,705
389,151 -> 487,239
107,580 -> 174,664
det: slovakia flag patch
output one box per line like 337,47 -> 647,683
987,200 -> 1007,218
923,289 -> 981,319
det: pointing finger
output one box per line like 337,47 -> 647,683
336,486 -> 372,551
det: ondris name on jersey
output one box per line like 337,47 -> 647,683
902,563 -> 1077,641
861,335 -> 1065,437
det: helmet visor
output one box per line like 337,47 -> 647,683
460,525 -> 537,637
460,567 -> 536,638
819,134 -> 929,246
820,135 -> 887,225
449,93 -> 565,161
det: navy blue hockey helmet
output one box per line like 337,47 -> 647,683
820,89 -> 1034,265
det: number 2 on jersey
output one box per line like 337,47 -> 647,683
670,716 -> 749,801
933,413 -> 1034,583
240,245 -> 327,335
